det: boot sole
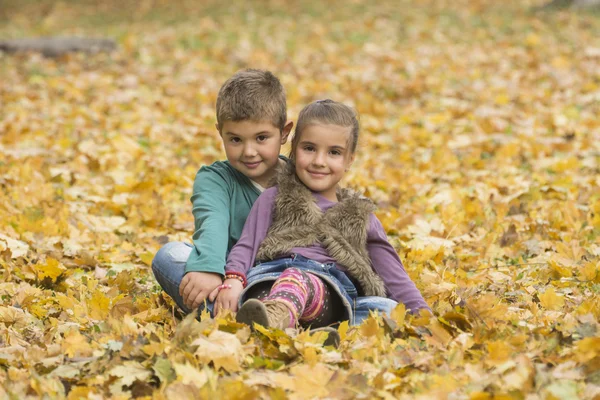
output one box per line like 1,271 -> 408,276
311,327 -> 341,348
236,298 -> 270,329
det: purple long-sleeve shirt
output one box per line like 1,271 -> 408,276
225,187 -> 430,312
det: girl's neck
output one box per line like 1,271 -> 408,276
318,190 -> 339,203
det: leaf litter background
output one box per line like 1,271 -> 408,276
1,0 -> 599,398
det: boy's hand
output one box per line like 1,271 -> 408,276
179,271 -> 223,310
213,279 -> 244,315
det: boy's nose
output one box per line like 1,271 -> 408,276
243,144 -> 258,157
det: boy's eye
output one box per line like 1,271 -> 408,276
230,137 -> 241,143
257,135 -> 268,142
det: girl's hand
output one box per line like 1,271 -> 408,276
212,279 -> 244,315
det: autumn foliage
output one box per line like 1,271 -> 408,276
0,0 -> 599,399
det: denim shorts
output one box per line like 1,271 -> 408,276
241,254 -> 358,321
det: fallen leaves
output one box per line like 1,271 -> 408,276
192,330 -> 246,373
1,0 -> 600,398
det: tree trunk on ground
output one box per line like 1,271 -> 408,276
0,37 -> 117,57
535,0 -> 600,9
574,0 -> 600,6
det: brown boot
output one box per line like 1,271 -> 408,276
236,299 -> 292,329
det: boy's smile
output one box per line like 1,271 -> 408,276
220,120 -> 291,187
242,161 -> 261,169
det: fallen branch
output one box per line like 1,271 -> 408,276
0,37 -> 117,57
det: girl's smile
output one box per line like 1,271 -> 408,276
294,123 -> 355,202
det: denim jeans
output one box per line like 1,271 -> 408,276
151,242 -> 397,325
151,241 -> 215,316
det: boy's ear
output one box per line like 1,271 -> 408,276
215,123 -> 221,135
280,120 -> 293,144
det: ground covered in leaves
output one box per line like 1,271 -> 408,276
1,0 -> 599,398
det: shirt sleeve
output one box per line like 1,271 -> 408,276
225,187 -> 277,275
367,214 -> 431,313
185,168 -> 232,275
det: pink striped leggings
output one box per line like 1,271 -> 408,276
245,267 -> 341,328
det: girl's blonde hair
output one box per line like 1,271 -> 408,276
289,99 -> 359,159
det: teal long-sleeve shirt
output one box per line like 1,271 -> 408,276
184,160 -> 267,275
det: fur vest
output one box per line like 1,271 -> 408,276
256,164 -> 387,297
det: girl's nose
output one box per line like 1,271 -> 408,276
313,152 -> 326,166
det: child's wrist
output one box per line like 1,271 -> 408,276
224,271 -> 247,287
224,278 -> 244,288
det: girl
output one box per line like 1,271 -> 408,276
213,99 -> 430,334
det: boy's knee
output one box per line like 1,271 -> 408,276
152,242 -> 190,271
152,243 -> 171,270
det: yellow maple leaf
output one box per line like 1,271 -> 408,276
578,261 -> 599,282
426,320 -> 453,348
486,340 -> 513,363
574,337 -> 600,363
575,298 -> 600,317
337,320 -> 349,342
142,341 -> 168,357
0,306 -> 28,329
173,363 -> 209,388
88,289 -> 110,320
390,303 -> 406,328
0,233 -> 29,259
192,330 -> 244,372
66,386 -> 98,400
108,361 -> 152,387
61,330 -> 92,358
539,287 -> 565,311
549,255 -> 575,278
360,315 -> 381,338
35,258 -> 65,283
278,363 -> 334,398
470,392 -> 492,400
139,251 -> 154,266
302,346 -> 319,367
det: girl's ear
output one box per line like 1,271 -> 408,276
346,153 -> 355,171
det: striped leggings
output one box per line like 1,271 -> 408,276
245,267 -> 341,328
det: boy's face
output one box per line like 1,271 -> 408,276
219,120 -> 292,187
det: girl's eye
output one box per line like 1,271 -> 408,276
303,146 -> 315,152
330,150 -> 342,156
230,137 -> 241,143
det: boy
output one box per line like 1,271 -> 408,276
152,69 -> 293,314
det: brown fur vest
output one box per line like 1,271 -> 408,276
256,164 -> 387,297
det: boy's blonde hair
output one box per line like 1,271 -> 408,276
216,69 -> 287,132
290,99 -> 359,159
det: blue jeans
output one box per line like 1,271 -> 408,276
151,241 -> 215,316
151,242 -> 397,325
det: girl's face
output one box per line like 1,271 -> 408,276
294,123 -> 355,202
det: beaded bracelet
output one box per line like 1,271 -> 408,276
225,272 -> 247,287
216,283 -> 232,293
